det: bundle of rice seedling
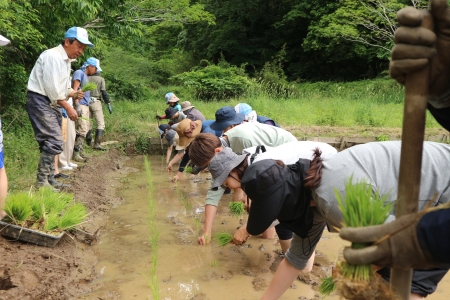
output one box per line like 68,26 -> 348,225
3,192 -> 33,225
44,213 -> 60,231
81,82 -> 97,92
229,201 -> 245,217
333,177 -> 399,300
58,203 -> 88,230
319,276 -> 336,298
213,231 -> 233,247
4,187 -> 88,234
184,165 -> 193,174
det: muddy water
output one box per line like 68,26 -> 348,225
79,155 -> 449,300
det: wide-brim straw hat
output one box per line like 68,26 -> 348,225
176,118 -> 202,147
181,101 -> 195,112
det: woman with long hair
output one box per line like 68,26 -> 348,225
221,141 -> 450,300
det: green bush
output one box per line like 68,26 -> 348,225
254,45 -> 297,98
170,59 -> 252,101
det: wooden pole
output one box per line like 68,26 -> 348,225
390,10 -> 433,299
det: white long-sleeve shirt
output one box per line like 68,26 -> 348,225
27,44 -> 72,105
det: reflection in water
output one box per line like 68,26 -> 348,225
78,155 -> 449,300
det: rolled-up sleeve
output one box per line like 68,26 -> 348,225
205,187 -> 225,206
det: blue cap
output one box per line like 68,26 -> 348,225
85,57 -> 102,72
209,106 -> 245,131
234,103 -> 252,116
165,92 -> 180,103
64,27 -> 94,48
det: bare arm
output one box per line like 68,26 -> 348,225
165,145 -> 173,165
167,151 -> 185,171
57,99 -> 79,121
198,204 -> 217,245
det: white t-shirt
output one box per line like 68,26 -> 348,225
205,141 -> 338,206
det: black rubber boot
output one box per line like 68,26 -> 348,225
48,158 -> 72,190
36,151 -> 53,187
73,135 -> 86,162
86,130 -> 92,146
93,129 -> 107,151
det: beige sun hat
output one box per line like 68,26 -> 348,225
181,101 -> 195,112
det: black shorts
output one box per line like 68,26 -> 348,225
377,267 -> 449,296
275,223 -> 293,240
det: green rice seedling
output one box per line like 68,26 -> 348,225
44,213 -> 60,231
143,156 -> 160,300
334,176 -> 396,299
58,203 -> 89,231
210,260 -> 217,267
81,82 -> 97,92
229,201 -> 245,217
30,198 -> 45,222
38,187 -> 68,214
3,192 -> 33,225
184,165 -> 193,174
319,276 -> 336,298
78,116 -> 93,122
213,231 -> 233,247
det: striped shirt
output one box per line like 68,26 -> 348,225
27,44 -> 72,104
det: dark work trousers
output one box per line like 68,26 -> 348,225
378,267 -> 448,296
26,91 -> 63,155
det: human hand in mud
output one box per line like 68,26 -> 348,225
233,225 -> 251,245
198,233 -> 211,245
171,174 -> 180,182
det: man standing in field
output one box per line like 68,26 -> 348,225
26,27 -> 94,188
72,57 -> 100,162
86,58 -> 112,151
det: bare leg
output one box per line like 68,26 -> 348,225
279,238 -> 292,254
54,155 -> 59,175
410,293 -> 425,300
261,227 -> 276,239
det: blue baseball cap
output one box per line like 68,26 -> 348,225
86,57 -> 102,72
234,103 -> 252,116
209,106 -> 245,131
64,27 -> 94,48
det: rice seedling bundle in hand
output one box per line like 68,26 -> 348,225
213,231 -> 233,247
229,201 -> 245,217
81,82 -> 97,92
334,177 -> 398,300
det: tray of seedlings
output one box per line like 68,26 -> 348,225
0,187 -> 88,248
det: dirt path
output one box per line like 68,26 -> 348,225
0,149 -> 132,300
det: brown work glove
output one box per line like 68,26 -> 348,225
390,0 -> 450,106
339,212 -> 437,270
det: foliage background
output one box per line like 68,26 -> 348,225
0,0 -> 446,191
